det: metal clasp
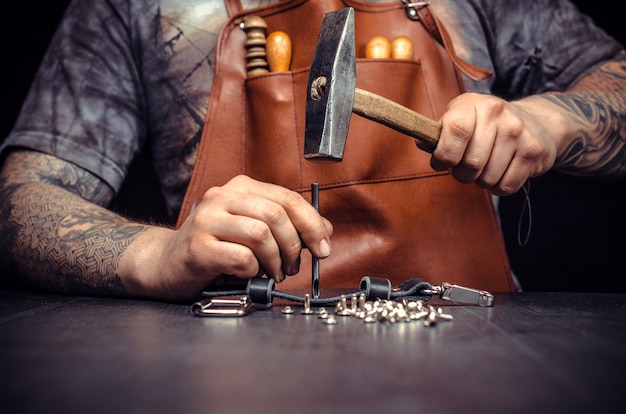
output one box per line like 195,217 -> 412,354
402,0 -> 430,21
425,283 -> 495,307
191,296 -> 254,317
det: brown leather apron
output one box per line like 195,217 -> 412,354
177,0 -> 515,292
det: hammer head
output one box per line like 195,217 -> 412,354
304,7 -> 355,162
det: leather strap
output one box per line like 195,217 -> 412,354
202,276 -> 434,306
224,0 -> 243,18
417,6 -> 492,81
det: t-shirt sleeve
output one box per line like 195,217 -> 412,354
471,0 -> 623,99
1,0 -> 146,192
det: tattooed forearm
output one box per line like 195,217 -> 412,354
0,151 -> 148,296
540,53 -> 626,178
4,150 -> 115,206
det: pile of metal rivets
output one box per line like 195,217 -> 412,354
281,293 -> 453,327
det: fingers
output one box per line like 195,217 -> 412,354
187,236 -> 264,280
430,101 -> 479,174
429,93 -> 549,196
198,206 -> 288,280
188,175 -> 332,283
227,175 -> 332,254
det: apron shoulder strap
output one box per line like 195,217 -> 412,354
224,0 -> 243,17
417,6 -> 491,81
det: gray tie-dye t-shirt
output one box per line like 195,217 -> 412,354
2,0 -> 621,219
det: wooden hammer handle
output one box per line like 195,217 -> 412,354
352,88 -> 441,149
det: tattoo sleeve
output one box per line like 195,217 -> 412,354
0,150 -> 149,297
540,52 -> 626,178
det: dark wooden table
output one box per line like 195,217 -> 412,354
1,288 -> 624,414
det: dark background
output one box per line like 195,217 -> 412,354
1,1 -> 624,291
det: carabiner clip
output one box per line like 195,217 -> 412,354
191,296 -> 254,317
424,282 -> 495,307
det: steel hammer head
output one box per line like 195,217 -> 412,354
304,7 -> 355,162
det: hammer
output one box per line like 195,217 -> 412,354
304,7 -> 441,162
